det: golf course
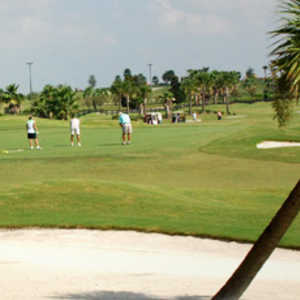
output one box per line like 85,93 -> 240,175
1,102 -> 300,249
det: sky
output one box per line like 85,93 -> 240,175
0,0 -> 280,94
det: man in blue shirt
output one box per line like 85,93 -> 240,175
119,112 -> 132,145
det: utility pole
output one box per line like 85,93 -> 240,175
26,62 -> 33,98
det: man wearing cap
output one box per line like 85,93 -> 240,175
119,112 -> 132,145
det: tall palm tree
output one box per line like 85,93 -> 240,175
181,76 -> 196,115
221,71 -> 241,114
211,70 -> 222,105
188,69 -> 210,113
111,75 -> 123,112
212,180 -> 300,300
270,0 -> 300,94
263,65 -> 268,79
122,79 -> 135,114
159,91 -> 174,119
212,2 -> 300,298
83,86 -> 106,112
137,84 -> 151,115
270,0 -> 300,123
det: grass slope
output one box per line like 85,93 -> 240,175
0,103 -> 300,249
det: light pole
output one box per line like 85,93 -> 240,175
147,64 -> 152,113
263,65 -> 268,79
263,65 -> 268,100
148,63 -> 152,86
26,62 -> 33,98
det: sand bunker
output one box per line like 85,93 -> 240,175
0,229 -> 299,300
257,141 -> 300,149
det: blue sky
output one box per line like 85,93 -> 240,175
0,0 -> 279,93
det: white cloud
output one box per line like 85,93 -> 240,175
153,0 -> 232,36
152,0 -> 277,36
0,0 -> 118,52
0,0 -> 280,91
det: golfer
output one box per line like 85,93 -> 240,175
26,115 -> 40,150
70,114 -> 81,146
119,112 -> 132,145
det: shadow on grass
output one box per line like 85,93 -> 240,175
53,145 -> 74,148
96,143 -> 123,147
49,291 -> 211,300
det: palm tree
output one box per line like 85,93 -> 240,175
181,76 -> 197,115
32,84 -> 78,120
243,76 -> 257,98
197,71 -> 212,113
159,91 -> 174,119
212,180 -> 300,300
0,88 -> 4,112
263,65 -> 268,79
111,75 -> 123,111
212,3 -> 300,298
57,85 -> 78,119
137,84 -> 151,115
221,71 -> 241,114
211,70 -> 222,105
122,79 -> 135,114
131,73 -> 150,115
262,65 -> 269,100
88,75 -> 96,88
270,0 -> 300,122
162,70 -> 175,85
270,0 -> 300,94
1,84 -> 24,114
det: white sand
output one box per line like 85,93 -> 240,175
0,229 -> 299,300
257,141 -> 300,149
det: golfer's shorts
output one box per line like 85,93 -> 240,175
71,128 -> 80,135
122,124 -> 132,134
27,133 -> 36,139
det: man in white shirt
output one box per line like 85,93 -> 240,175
26,115 -> 40,150
119,112 -> 132,145
70,114 -> 81,146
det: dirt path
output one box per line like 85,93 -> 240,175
0,229 -> 299,300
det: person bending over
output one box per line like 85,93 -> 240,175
119,112 -> 132,145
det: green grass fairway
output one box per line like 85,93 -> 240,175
1,102 -> 300,249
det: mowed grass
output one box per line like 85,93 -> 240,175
0,102 -> 300,249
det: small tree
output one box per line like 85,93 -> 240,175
0,84 -> 24,114
111,75 -> 123,111
152,76 -> 159,86
243,77 -> 258,98
31,84 -> 78,120
162,70 -> 175,84
170,75 -> 185,104
83,86 -> 108,111
245,67 -> 255,79
88,75 -> 97,88
159,91 -> 174,119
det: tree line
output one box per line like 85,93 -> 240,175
0,66 -> 270,120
